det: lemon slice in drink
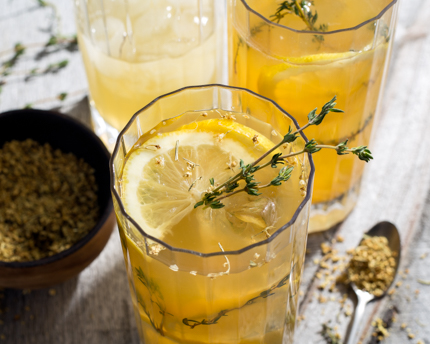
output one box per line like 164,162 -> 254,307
257,50 -> 377,114
121,119 -> 276,239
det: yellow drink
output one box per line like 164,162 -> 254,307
228,0 -> 398,231
111,86 -> 314,343
74,0 -> 222,148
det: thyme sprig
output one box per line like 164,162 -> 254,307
136,267 -> 172,336
270,1 -> 328,41
1,43 -> 26,77
183,270 -> 291,329
26,59 -> 69,80
195,96 -> 373,210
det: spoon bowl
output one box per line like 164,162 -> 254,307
346,221 -> 401,344
365,221 -> 401,274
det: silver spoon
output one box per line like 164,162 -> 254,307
346,221 -> 401,344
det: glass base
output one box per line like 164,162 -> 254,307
89,99 -> 119,152
308,181 -> 361,233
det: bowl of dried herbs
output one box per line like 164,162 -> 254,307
0,109 -> 115,289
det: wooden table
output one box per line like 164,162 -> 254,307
1,1 -> 429,343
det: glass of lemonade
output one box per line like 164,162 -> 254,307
74,0 -> 224,150
110,85 -> 315,343
228,0 -> 399,232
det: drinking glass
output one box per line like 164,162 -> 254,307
228,0 -> 399,232
110,85 -> 315,343
74,0 -> 224,150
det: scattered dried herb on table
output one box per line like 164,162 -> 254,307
0,139 -> 99,262
320,322 -> 343,344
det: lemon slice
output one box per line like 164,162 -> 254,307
121,119 -> 275,239
257,49 -> 378,111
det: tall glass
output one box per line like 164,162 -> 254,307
228,0 -> 398,232
74,0 -> 224,150
110,85 -> 315,343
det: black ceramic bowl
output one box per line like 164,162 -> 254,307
0,109 -> 115,289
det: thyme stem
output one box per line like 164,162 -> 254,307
270,1 -> 328,41
212,189 -> 246,202
293,0 -> 313,30
195,96 -> 372,210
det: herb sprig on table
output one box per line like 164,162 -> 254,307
194,96 -> 372,210
0,0 -> 78,105
270,1 -> 328,41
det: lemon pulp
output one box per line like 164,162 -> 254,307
121,113 -> 304,252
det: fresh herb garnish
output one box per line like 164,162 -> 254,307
183,270 -> 291,329
195,96 -> 373,210
136,267 -> 172,336
270,1 -> 328,41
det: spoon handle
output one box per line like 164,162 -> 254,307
346,290 -> 374,344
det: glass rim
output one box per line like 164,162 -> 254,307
238,0 -> 398,35
110,84 -> 315,258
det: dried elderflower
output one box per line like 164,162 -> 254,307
344,236 -> 397,297
0,139 -> 99,262
371,317 -> 390,340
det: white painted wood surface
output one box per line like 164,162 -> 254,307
0,1 -> 429,343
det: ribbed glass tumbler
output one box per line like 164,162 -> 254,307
74,0 -> 224,150
110,85 -> 315,343
228,0 -> 399,232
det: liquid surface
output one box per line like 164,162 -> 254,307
121,110 -> 306,253
247,0 -> 393,31
229,0 -> 396,232
76,0 -> 220,131
116,110 -> 310,343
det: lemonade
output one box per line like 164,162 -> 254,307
122,111 -> 305,252
111,86 -> 314,343
228,0 -> 398,231
74,0 -> 222,148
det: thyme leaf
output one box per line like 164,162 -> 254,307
1,43 -> 25,76
270,0 -> 328,41
195,96 -> 373,209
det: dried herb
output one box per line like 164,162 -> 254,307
343,236 -> 397,297
320,322 -> 343,344
368,307 -> 398,344
195,97 -> 372,210
0,139 -> 99,262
